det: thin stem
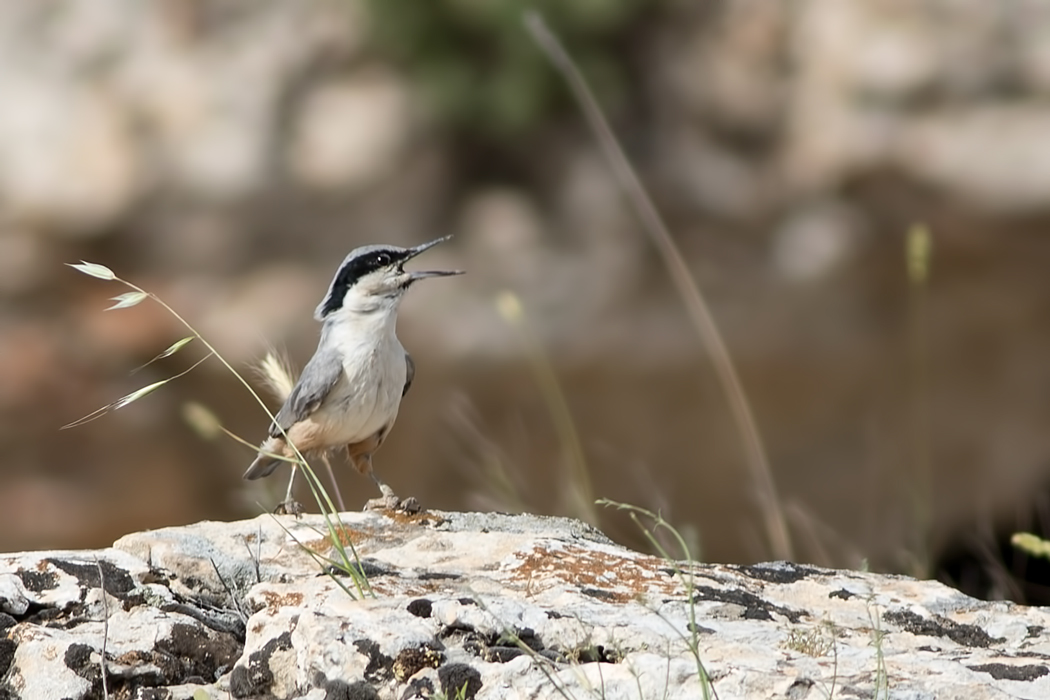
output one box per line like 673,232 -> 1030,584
525,12 -> 791,560
500,292 -> 596,524
126,282 -> 281,428
94,558 -> 110,700
74,270 -> 370,598
124,280 -> 318,485
127,279 -> 368,594
905,225 -> 933,577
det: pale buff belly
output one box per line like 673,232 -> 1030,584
310,358 -> 405,446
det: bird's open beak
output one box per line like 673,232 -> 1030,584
405,235 -> 465,281
406,235 -> 453,258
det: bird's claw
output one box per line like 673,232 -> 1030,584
364,494 -> 421,514
274,499 -> 305,518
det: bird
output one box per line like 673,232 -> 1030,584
244,235 -> 463,513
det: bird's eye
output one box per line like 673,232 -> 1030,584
375,253 -> 391,266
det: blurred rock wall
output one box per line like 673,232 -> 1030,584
2,0 -> 1050,591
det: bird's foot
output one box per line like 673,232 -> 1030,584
274,499 -> 305,518
364,494 -> 421,514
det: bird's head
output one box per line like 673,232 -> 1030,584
315,235 -> 463,320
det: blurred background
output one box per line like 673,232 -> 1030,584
2,0 -> 1050,602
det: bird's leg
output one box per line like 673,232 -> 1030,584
319,452 -> 346,512
348,444 -> 420,513
273,462 -> 304,517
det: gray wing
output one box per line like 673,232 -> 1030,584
269,346 -> 342,438
402,352 -> 415,397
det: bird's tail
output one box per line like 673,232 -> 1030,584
244,452 -> 283,480
244,435 -> 289,479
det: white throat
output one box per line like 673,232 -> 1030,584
324,298 -> 401,342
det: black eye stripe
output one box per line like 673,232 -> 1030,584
319,248 -> 407,317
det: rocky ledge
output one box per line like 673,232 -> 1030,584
0,510 -> 1048,699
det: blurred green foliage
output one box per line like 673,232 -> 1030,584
362,0 -> 653,137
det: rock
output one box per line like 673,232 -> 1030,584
1,511 -> 1048,698
0,546 -> 243,699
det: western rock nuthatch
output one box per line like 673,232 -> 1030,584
244,235 -> 462,512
